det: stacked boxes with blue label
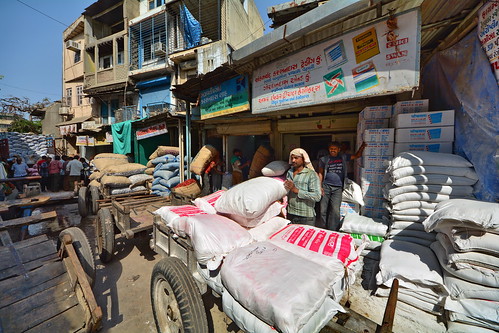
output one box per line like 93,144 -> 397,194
356,106 -> 393,219
392,100 -> 455,155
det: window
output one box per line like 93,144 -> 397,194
99,55 -> 113,69
101,99 -> 119,125
65,88 -> 72,107
149,0 -> 164,10
74,50 -> 81,63
117,51 -> 124,65
76,86 -> 83,106
142,32 -> 166,64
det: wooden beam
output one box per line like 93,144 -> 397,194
91,2 -> 123,20
0,211 -> 58,231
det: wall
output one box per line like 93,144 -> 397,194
223,0 -> 264,50
41,102 -> 63,137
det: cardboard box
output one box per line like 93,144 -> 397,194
393,110 -> 455,128
363,129 -> 395,142
363,195 -> 386,207
358,155 -> 392,169
395,126 -> 454,143
361,205 -> 389,219
363,142 -> 394,156
340,202 -> 360,218
359,105 -> 392,119
357,119 -> 390,133
361,168 -> 386,183
393,142 -> 453,155
393,99 -> 429,115
361,180 -> 385,197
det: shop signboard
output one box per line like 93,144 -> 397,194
136,122 -> 168,140
200,75 -> 250,120
76,136 -> 88,146
252,9 -> 421,114
94,133 -> 111,146
478,1 -> 499,85
82,121 -> 97,130
106,131 -> 113,143
86,136 -> 95,146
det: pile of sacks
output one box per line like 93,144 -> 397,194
424,199 -> 499,332
155,176 -> 361,333
89,153 -> 151,195
384,151 -> 477,246
7,132 -> 50,164
340,213 -> 388,260
146,146 -> 182,197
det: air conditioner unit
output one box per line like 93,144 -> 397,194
65,40 -> 80,52
59,107 -> 71,115
153,42 -> 166,56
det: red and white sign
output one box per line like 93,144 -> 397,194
478,1 -> 499,85
136,122 -> 168,140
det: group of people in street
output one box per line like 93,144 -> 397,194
0,154 -> 91,199
284,141 -> 367,231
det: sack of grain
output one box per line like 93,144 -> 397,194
89,171 -> 101,181
93,158 -> 129,171
94,153 -> 128,160
100,175 -> 131,188
249,145 -> 272,179
190,145 -> 218,175
104,163 -> 147,177
172,179 -> 202,197
149,146 -> 180,160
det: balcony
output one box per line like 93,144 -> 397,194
143,102 -> 183,118
115,105 -> 139,123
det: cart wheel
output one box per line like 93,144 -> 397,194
58,227 -> 96,288
90,186 -> 100,215
78,186 -> 88,218
96,208 -> 115,263
151,258 -> 208,333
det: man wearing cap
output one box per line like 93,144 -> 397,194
284,148 -> 321,225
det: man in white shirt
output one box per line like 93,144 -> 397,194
11,157 -> 29,192
66,155 -> 83,193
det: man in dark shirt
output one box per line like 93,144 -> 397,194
318,141 -> 366,231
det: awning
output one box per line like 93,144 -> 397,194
55,116 -> 93,127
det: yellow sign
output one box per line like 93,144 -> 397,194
352,27 -> 380,63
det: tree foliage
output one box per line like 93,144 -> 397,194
8,115 -> 42,134
0,97 -> 51,115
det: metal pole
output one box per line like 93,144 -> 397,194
186,103 -> 191,179
178,118 -> 184,182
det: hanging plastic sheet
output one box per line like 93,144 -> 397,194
422,28 -> 499,202
180,4 -> 202,48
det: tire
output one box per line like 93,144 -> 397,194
58,227 -> 96,288
151,258 -> 208,333
90,186 -> 100,215
96,208 -> 115,263
78,186 -> 88,218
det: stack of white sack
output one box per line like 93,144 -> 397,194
340,179 -> 364,219
385,151 -> 477,246
221,225 -> 360,333
376,239 -> 448,315
424,199 -> 499,332
146,146 -> 183,197
7,132 -> 50,161
340,213 -> 388,260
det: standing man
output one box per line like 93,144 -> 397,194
284,148 -> 321,225
231,149 -> 250,186
66,155 -> 83,194
11,157 -> 29,193
38,156 -> 50,192
318,141 -> 366,231
48,156 -> 62,192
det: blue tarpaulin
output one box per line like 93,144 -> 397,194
422,28 -> 499,202
180,4 -> 202,48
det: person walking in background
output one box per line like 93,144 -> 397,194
318,141 -> 366,231
49,156 -> 62,192
38,156 -> 50,192
231,149 -> 250,186
210,153 -> 224,192
61,155 -> 70,191
80,157 -> 90,186
283,148 -> 321,226
66,155 -> 83,194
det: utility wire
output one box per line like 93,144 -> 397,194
0,83 -> 60,97
16,0 -> 69,27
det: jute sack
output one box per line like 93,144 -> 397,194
146,160 -> 154,168
190,145 -> 217,175
100,175 -> 131,188
94,153 -> 128,160
149,146 -> 180,160
89,171 -> 102,181
89,179 -> 101,188
145,167 -> 154,175
104,163 -> 147,177
172,179 -> 202,197
249,145 -> 272,179
93,158 -> 129,171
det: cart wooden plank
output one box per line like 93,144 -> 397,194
24,303 -> 86,333
0,211 -> 57,230
0,237 -> 56,271
0,279 -> 79,332
0,261 -> 66,308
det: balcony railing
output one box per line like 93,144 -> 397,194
115,105 -> 139,123
143,102 -> 183,118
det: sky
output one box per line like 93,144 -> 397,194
0,0 -> 283,105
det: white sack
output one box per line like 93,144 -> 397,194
222,288 -> 341,333
261,160 -> 290,177
393,174 -> 477,187
384,184 -> 474,199
220,241 -> 345,333
391,200 -> 437,212
341,179 -> 365,206
389,207 -> 434,216
438,224 -> 499,255
224,201 -> 284,228
128,173 -> 153,187
154,205 -> 208,237
386,235 -> 434,247
445,298 -> 499,331
388,229 -> 436,241
444,271 -> 499,301
340,213 -> 388,237
376,240 -> 444,288
391,214 -> 427,222
431,241 -> 499,288
214,176 -> 287,219
376,285 -> 445,315
193,190 -> 225,214
390,165 -> 478,180
248,216 -> 290,242
390,192 -> 455,204
270,225 -> 359,269
424,199 -> 499,232
185,214 -> 253,270
447,320 -> 498,333
387,151 -> 473,172
390,221 -> 426,231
